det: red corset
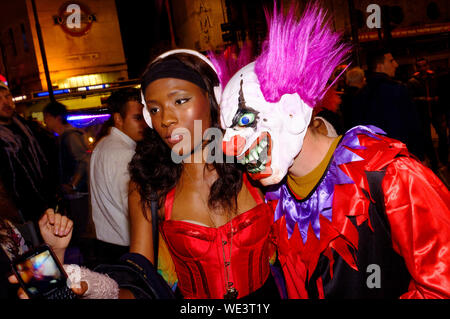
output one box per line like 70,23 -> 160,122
160,175 -> 275,299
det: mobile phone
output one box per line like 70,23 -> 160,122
11,244 -> 77,299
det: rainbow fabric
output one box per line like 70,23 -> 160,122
156,234 -> 178,289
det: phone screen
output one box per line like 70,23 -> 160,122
14,249 -> 65,297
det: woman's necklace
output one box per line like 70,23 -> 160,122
183,169 -> 238,299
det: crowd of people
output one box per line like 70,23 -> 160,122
339,52 -> 450,180
1,2 -> 449,300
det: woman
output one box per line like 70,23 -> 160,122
127,49 -> 280,299
11,50 -> 281,300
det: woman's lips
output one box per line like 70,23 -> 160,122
167,134 -> 184,144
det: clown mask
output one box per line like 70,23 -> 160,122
221,62 -> 312,186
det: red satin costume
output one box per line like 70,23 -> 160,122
160,175 -> 275,299
269,126 -> 450,299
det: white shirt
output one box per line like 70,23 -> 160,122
90,127 -> 136,246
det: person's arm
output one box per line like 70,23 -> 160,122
382,157 -> 450,298
128,181 -> 154,263
128,181 -> 178,290
107,181 -> 154,299
58,181 -> 156,299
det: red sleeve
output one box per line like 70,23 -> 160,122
268,199 -> 280,246
382,157 -> 450,298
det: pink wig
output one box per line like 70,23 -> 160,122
255,2 -> 351,107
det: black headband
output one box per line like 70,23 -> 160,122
141,58 -> 207,92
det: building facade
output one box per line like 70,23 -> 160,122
0,0 -> 128,112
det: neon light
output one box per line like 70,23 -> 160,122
57,89 -> 70,94
66,114 -> 110,121
76,84 -> 108,92
87,84 -> 105,90
36,89 -> 70,97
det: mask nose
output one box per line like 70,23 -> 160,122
222,135 -> 247,156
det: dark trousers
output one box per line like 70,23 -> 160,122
65,194 -> 95,241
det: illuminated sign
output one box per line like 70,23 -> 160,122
54,2 -> 96,37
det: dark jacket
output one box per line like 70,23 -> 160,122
0,115 -> 54,222
341,86 -> 362,132
58,128 -> 90,193
349,72 -> 425,160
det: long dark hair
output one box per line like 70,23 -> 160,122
129,53 -> 244,219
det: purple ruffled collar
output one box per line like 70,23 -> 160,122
265,125 -> 385,243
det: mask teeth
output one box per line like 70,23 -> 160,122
244,137 -> 269,173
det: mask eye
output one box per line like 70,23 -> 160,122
238,113 -> 255,127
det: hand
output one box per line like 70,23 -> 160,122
8,274 -> 88,299
38,209 -> 73,259
8,275 -> 28,299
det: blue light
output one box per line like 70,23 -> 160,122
87,84 -> 106,90
66,113 -> 111,128
67,114 -> 111,121
36,89 -> 70,97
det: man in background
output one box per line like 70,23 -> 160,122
0,82 -> 54,231
90,88 -> 145,264
408,57 -> 448,174
43,102 -> 92,246
350,49 -> 425,161
341,67 -> 366,132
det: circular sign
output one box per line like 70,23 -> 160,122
55,2 -> 95,37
